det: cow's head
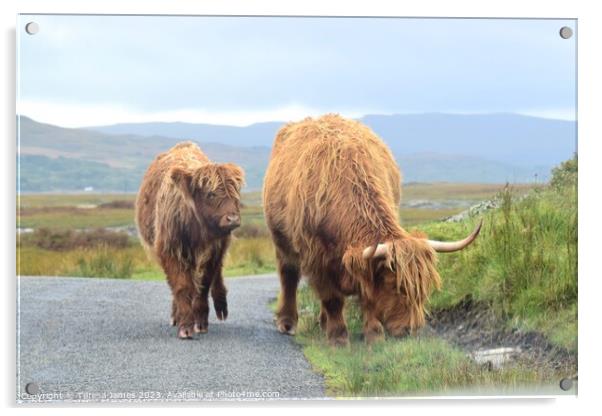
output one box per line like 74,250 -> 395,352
170,163 -> 245,234
343,221 -> 481,336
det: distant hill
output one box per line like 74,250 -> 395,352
91,120 -> 282,149
17,117 -> 270,192
92,113 -> 576,167
17,113 -> 576,192
361,113 -> 575,167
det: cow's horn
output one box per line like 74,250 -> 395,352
362,243 -> 389,259
425,220 -> 483,253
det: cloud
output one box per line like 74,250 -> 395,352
18,15 -> 576,125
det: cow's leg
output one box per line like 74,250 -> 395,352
270,229 -> 301,335
321,296 -> 349,347
319,305 -> 327,331
360,299 -> 385,344
191,271 -> 213,334
275,257 -> 301,335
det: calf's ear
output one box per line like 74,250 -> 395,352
222,163 -> 245,190
170,167 -> 195,208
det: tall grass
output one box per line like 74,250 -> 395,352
18,236 -> 277,280
18,245 -> 149,279
223,237 -> 276,276
423,168 -> 577,350
73,246 -> 135,278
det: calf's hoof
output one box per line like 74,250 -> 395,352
275,316 -> 297,335
177,326 -> 195,339
193,323 -> 208,334
170,317 -> 177,327
214,298 -> 228,321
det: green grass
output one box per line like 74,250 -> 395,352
18,193 -> 136,208
403,182 -> 536,201
400,207 -> 463,226
19,207 -> 135,229
294,286 -> 563,397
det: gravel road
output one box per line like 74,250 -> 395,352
17,275 -> 325,403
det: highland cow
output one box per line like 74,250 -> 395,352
263,114 -> 481,346
136,142 -> 244,339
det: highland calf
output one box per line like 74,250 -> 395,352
136,142 -> 244,339
263,114 -> 481,346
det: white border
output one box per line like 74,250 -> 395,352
3,0 -> 600,414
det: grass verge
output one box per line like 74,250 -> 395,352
294,287 -> 563,397
292,158 -> 577,396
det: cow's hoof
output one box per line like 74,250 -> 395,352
388,327 -> 410,338
364,322 -> 385,344
177,326 -> 194,339
276,317 -> 297,335
328,335 -> 350,348
193,323 -> 208,334
364,331 -> 385,345
319,312 -> 327,331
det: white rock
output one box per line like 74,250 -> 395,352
471,347 -> 521,369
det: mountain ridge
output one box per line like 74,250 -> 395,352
17,114 -> 575,192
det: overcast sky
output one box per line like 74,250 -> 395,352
18,15 -> 576,127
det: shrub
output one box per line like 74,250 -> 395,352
550,154 -> 577,190
98,200 -> 135,209
21,228 -> 131,251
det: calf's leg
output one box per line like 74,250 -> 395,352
171,272 -> 196,339
191,271 -> 213,334
208,242 -> 229,321
211,273 -> 228,321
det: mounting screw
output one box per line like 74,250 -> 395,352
559,26 -> 573,39
25,382 -> 39,395
25,22 -> 39,35
559,378 -> 573,391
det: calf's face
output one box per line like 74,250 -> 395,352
195,188 -> 241,232
171,163 -> 244,234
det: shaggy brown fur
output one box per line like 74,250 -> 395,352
263,114 -> 441,346
135,141 -> 244,339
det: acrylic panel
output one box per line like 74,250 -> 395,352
16,14 -> 577,402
